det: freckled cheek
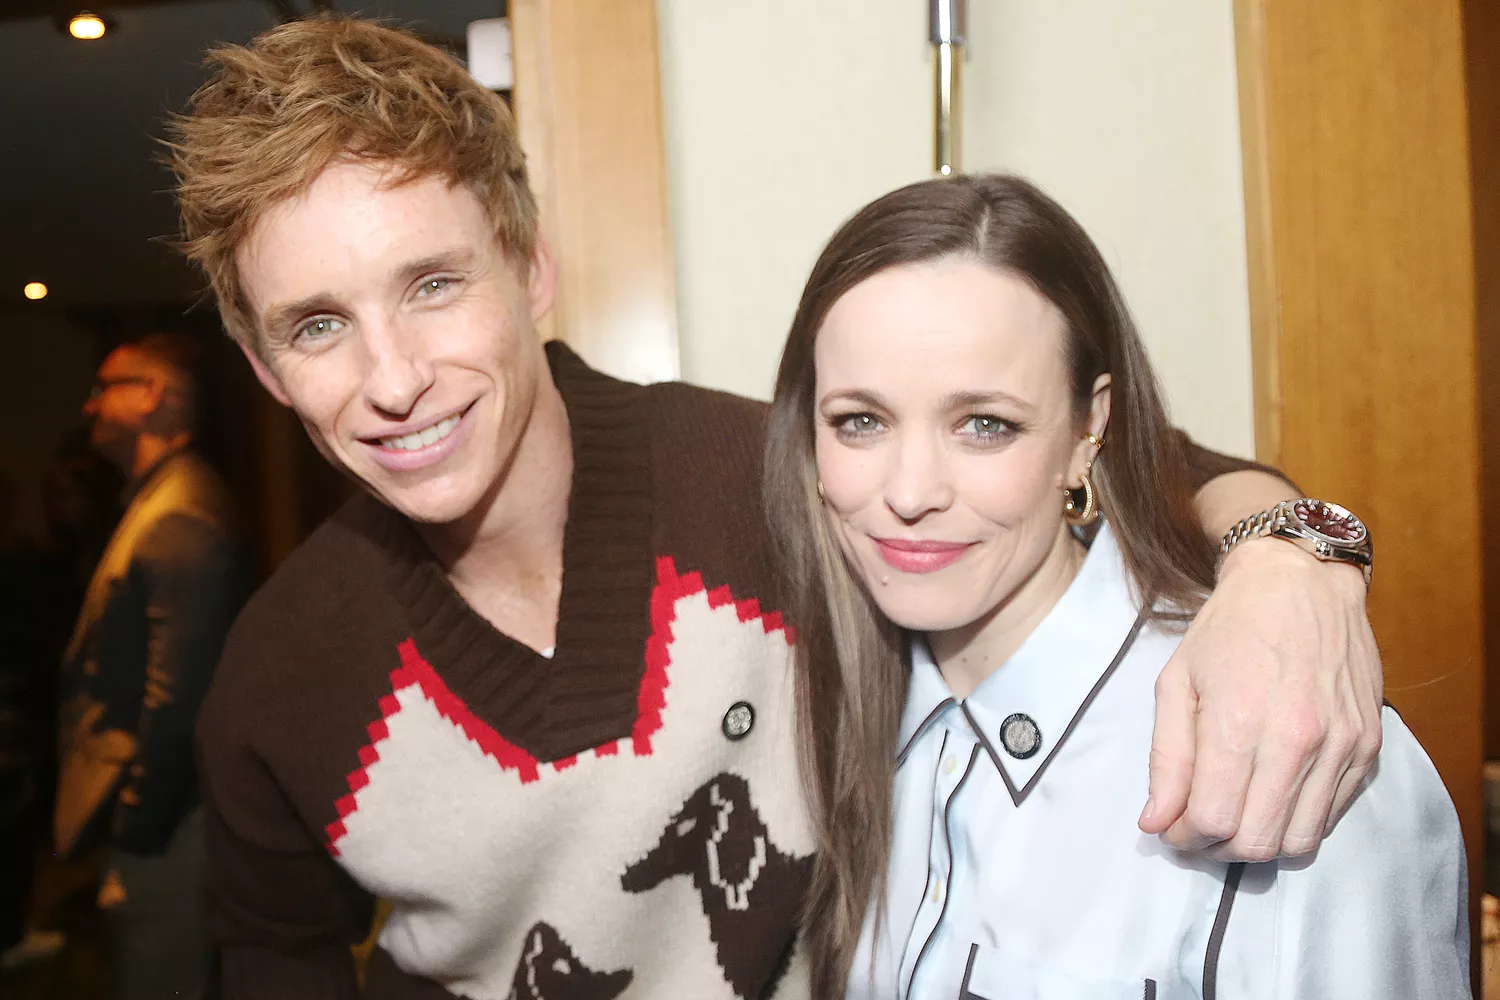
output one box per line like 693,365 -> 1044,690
281,359 -> 362,450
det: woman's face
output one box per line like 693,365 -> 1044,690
814,258 -> 1108,634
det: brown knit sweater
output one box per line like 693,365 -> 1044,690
197,343 -> 1267,1000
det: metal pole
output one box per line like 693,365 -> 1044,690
930,0 -> 966,176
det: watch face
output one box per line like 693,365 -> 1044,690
1291,499 -> 1368,545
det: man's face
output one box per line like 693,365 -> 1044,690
235,160 -> 555,526
83,346 -> 157,470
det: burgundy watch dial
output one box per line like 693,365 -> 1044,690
1291,499 -> 1367,543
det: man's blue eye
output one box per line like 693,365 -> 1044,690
297,317 -> 344,342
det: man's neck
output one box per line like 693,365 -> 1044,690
129,434 -> 191,491
416,372 -> 573,654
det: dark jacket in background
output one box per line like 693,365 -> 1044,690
57,449 -> 251,856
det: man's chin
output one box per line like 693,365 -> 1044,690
370,480 -> 482,529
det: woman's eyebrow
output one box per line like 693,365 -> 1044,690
818,388 -> 889,410
941,389 -> 1036,413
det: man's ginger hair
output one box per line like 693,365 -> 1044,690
169,16 -> 538,346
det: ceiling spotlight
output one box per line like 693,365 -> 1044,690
23,282 -> 48,301
68,12 -> 107,40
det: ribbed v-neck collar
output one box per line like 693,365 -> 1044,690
367,342 -> 656,761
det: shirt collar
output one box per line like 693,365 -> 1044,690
897,523 -> 1148,801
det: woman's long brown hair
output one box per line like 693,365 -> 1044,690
764,174 -> 1217,996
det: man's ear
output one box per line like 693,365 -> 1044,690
1089,373 -> 1112,442
239,342 -> 292,407
140,375 -> 170,418
527,235 -> 558,324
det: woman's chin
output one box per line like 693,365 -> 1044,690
866,588 -> 980,635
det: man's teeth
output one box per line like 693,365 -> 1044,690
380,413 -> 462,452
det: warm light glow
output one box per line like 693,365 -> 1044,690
68,13 -> 106,40
23,282 -> 48,300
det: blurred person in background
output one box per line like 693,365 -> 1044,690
56,332 -> 253,1000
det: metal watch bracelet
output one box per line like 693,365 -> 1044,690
1218,501 -> 1293,560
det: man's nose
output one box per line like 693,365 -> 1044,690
361,318 -> 436,418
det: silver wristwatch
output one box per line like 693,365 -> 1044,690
1219,499 -> 1373,587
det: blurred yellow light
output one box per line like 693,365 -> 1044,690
23,282 -> 48,300
69,13 -> 106,40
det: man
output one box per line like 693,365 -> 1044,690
173,18 -> 1383,998
57,333 -> 252,999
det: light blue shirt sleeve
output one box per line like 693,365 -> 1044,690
1227,706 -> 1470,999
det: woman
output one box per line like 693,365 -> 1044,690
764,175 -> 1466,998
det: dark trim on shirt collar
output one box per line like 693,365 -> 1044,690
896,696 -> 957,769
966,608 -> 1151,807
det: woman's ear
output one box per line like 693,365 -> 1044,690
1066,374 -> 1112,488
1089,373 -> 1112,442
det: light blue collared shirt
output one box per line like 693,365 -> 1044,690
848,524 -> 1468,1000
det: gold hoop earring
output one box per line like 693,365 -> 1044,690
816,480 -> 826,501
1063,472 -> 1098,526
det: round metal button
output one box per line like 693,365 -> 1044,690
722,701 -> 755,741
999,713 -> 1041,759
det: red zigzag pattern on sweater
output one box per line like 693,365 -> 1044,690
325,555 -> 794,855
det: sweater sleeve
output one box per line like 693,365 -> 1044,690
1176,429 -> 1298,495
197,640 -> 375,999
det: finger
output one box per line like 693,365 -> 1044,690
1326,715 -> 1382,834
1279,752 -> 1350,856
1140,659 -> 1198,834
1159,697 -> 1259,852
1202,699 -> 1328,860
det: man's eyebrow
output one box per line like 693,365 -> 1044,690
262,294 -> 341,338
396,248 -> 479,286
259,248 -> 481,336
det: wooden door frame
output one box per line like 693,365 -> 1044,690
509,0 -> 680,385
1234,0 -> 1485,965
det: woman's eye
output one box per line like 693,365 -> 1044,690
835,413 -> 884,437
295,317 -> 345,344
961,414 -> 1014,440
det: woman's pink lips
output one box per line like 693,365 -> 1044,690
871,537 -> 975,574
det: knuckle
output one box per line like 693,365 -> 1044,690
1184,805 -> 1237,844
1280,832 -> 1320,858
1235,839 -> 1280,864
1277,709 -> 1327,757
1322,725 -> 1358,764
1358,724 -> 1384,765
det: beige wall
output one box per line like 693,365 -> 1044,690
657,0 -> 930,403
657,1 -> 1256,458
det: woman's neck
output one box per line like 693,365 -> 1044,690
928,523 -> 1087,700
